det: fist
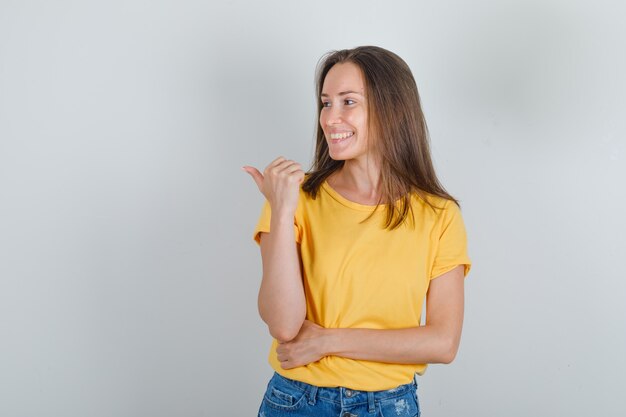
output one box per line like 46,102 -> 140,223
243,156 -> 304,215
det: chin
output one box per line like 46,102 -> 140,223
328,152 -> 349,161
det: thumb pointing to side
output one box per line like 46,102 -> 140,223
242,165 -> 264,192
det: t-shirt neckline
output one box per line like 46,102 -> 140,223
321,180 -> 386,212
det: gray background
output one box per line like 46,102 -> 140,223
1,0 -> 625,416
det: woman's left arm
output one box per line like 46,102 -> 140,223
276,265 -> 465,369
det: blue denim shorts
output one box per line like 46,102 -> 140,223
258,372 -> 420,417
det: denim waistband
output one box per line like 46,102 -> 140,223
271,372 -> 417,407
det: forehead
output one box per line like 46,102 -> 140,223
321,62 -> 365,95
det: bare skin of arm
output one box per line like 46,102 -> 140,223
257,226 -> 306,343
244,157 -> 306,343
275,265 -> 465,368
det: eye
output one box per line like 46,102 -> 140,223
321,101 -> 331,108
345,99 -> 356,105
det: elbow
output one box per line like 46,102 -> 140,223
439,349 -> 457,364
258,297 -> 306,343
438,337 -> 460,364
271,329 -> 297,344
262,308 -> 306,343
269,322 -> 303,343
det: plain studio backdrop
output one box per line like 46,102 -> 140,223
1,1 -> 624,416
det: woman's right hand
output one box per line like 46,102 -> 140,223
243,156 -> 304,216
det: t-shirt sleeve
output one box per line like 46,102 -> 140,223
430,200 -> 472,280
252,199 -> 302,246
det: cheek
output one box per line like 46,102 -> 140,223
351,111 -> 367,131
319,113 -> 327,129
355,119 -> 368,136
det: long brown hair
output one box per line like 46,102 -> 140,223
302,45 -> 459,229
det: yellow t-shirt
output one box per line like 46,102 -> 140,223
252,179 -> 471,391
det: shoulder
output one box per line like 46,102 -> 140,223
410,192 -> 457,215
405,193 -> 466,234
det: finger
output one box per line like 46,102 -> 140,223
290,168 -> 305,184
272,159 -> 300,172
283,163 -> 303,174
264,158 -> 290,176
274,162 -> 303,178
242,166 -> 264,190
268,156 -> 287,168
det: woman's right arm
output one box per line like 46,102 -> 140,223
257,218 -> 306,342
243,157 -> 306,343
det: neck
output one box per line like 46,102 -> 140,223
332,157 -> 382,199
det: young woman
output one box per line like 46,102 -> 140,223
243,45 -> 471,417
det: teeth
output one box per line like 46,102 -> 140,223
330,132 -> 354,140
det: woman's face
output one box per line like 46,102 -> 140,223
320,62 -> 371,162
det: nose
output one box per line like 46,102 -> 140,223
324,106 -> 343,126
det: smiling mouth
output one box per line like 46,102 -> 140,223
329,132 -> 354,139
330,132 -> 354,145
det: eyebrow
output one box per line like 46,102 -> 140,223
320,90 -> 364,97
